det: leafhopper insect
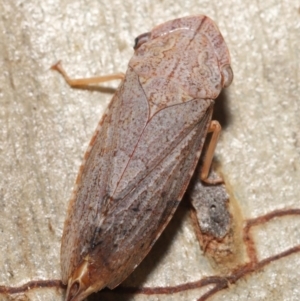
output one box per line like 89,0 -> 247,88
53,15 -> 233,301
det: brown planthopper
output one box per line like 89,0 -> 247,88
52,15 -> 233,301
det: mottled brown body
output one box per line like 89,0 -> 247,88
60,15 -> 233,301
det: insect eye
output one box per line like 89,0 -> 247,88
133,32 -> 151,50
221,65 -> 233,88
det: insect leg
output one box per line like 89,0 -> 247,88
200,120 -> 223,184
51,61 -> 125,87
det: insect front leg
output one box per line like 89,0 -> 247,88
200,120 -> 223,184
51,61 -> 125,87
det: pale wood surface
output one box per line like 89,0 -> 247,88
0,1 -> 299,300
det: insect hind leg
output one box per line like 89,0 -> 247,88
201,120 -> 223,184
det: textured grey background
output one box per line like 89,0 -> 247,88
0,0 -> 300,300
